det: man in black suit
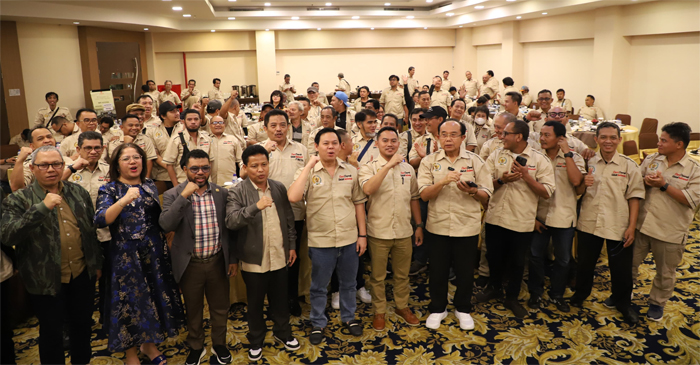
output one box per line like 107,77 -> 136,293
160,149 -> 236,365
225,145 -> 299,362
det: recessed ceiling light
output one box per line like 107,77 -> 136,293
446,12 -> 454,16
516,16 -> 521,19
265,29 -> 269,31
317,28 -> 321,30
371,27 -> 375,30
73,22 -> 80,24
172,6 -> 182,10
424,27 -> 428,29
228,17 -> 236,20
542,12 -> 547,15
144,28 -> 149,30
426,0 -> 433,2
506,0 -> 516,1
459,25 -> 463,27
292,16 -> 299,20
325,2 -> 332,5
384,2 -> 391,5
183,14 -> 191,17
228,0 -> 236,2
406,15 -> 414,19
475,5 -> 485,9
352,16 -> 360,19
211,30 -> 216,32
264,2 -> 271,6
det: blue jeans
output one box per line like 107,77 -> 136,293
528,225 -> 575,299
308,244 -> 359,328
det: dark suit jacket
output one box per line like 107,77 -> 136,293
225,178 -> 296,266
160,181 -> 235,283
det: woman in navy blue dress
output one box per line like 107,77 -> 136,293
95,143 -> 184,365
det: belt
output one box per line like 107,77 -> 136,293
190,250 -> 222,263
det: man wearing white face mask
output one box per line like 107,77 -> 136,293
469,106 -> 494,155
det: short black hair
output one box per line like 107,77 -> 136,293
121,113 -> 140,124
542,121 -> 566,138
355,111 -> 367,123
468,106 -> 477,115
311,82 -> 319,86
587,94 -> 596,101
21,128 -> 31,140
51,115 -> 69,128
449,86 -> 457,92
213,78 -> 221,84
595,121 -> 620,137
182,109 -> 201,120
505,91 -> 522,105
358,86 -> 370,95
475,105 -> 490,117
284,74 -> 290,78
100,116 -> 115,128
538,89 -> 552,97
147,80 -> 155,85
477,96 -> 489,105
185,149 -> 210,165
141,85 -> 150,93
366,99 -> 380,110
137,94 -> 153,103
661,122 -> 691,148
242,145 -> 269,166
29,127 -> 52,143
382,113 -> 399,126
314,127 -> 341,145
438,118 -> 466,136
264,109 -> 289,126
109,143 -> 148,183
45,92 -> 58,100
408,66 -> 415,72
418,91 -> 430,97
322,105 -> 338,118
502,77 -> 514,87
377,126 -> 399,139
409,108 -> 425,119
297,96 -> 311,105
76,108 -> 97,122
261,103 -> 274,112
451,98 -> 467,107
509,120 -> 530,141
188,79 -> 196,84
557,88 -> 565,94
78,131 -> 104,147
487,70 -> 494,77
389,75 -> 399,81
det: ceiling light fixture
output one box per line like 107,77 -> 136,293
228,0 -> 236,2
506,0 -> 516,1
459,25 -> 463,27
352,16 -> 360,19
426,0 -> 433,2
317,28 -> 321,30
446,12 -> 454,16
183,14 -> 191,17
211,30 -> 216,32
424,27 -> 428,29
406,15 -> 414,19
292,16 -> 299,20
228,17 -> 236,20
172,6 -> 182,10
371,27 -> 375,30
264,2 -> 271,6
516,16 -> 521,19
144,28 -> 149,30
384,2 -> 391,5
73,22 -> 80,24
475,5 -> 484,9
542,12 -> 547,14
325,2 -> 332,5
265,29 -> 270,31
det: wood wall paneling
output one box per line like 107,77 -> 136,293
1,21 -> 29,142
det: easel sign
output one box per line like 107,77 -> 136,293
90,89 -> 116,117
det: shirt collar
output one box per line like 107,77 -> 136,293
313,158 -> 346,172
657,151 -> 691,167
596,151 -> 621,165
32,180 -> 64,199
193,182 -> 212,196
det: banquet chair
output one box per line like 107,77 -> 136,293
614,114 -> 631,126
638,133 -> 659,150
623,140 -> 641,164
640,118 -> 658,134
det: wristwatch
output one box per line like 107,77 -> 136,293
497,178 -> 505,185
563,152 -> 574,159
67,164 -> 77,173
660,182 -> 669,192
416,222 -> 425,228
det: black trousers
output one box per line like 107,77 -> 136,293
428,233 -> 478,313
241,268 -> 291,347
1,278 -> 15,364
29,270 -> 95,365
573,230 -> 633,311
288,220 -> 304,300
97,241 -> 110,324
485,224 -> 533,300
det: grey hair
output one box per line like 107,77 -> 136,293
495,111 -> 516,125
288,101 -> 304,112
164,80 -> 173,85
31,145 -> 62,164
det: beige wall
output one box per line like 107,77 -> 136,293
627,32 -> 700,128
476,45 -> 502,84
17,23 -> 85,126
275,29 -> 456,50
522,39 -> 594,114
151,32 -> 256,53
154,51 -> 258,91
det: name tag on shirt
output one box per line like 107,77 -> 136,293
338,174 -> 353,182
611,170 -> 628,178
290,153 -> 304,162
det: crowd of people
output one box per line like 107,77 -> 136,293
1,67 -> 698,365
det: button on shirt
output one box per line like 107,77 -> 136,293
69,161 -> 112,242
106,134 -> 157,163
191,186 -> 221,259
145,123 -> 183,181
484,145 -> 556,233
636,152 -> 700,244
380,87 -> 407,119
34,106 -> 71,128
259,139 -> 309,220
418,150 -> 494,237
462,79 -> 479,98
57,193 -> 85,283
577,152 -> 645,241
180,88 -> 201,110
208,88 -> 224,102
536,151 -> 586,228
294,159 -> 367,248
359,158 -> 420,240
352,134 -> 380,166
241,179 -> 286,273
162,131 -> 214,183
279,83 -> 296,104
158,90 -> 181,106
430,89 -> 451,110
210,133 -> 242,186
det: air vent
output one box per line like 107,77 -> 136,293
228,7 -> 264,11
383,7 -> 415,11
307,7 -> 340,10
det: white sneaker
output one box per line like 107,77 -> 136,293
357,287 -> 372,304
331,292 -> 340,310
454,310 -> 475,330
425,311 -> 447,329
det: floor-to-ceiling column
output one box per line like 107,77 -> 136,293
255,30 -> 277,104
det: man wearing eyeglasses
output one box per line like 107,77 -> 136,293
209,115 -> 243,187
49,116 -> 78,143
106,114 -> 157,178
2,145 -> 102,365
10,127 -> 74,192
536,107 -> 596,160
160,149 -> 235,365
526,89 -> 555,133
59,108 -> 106,160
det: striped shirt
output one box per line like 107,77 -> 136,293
192,186 -> 220,258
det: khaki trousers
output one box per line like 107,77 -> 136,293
632,230 -> 685,307
368,236 -> 413,314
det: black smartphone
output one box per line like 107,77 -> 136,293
448,167 -> 455,171
466,181 -> 478,188
515,156 -> 528,167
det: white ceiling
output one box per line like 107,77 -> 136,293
0,0 -> 656,32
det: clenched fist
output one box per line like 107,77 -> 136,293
120,187 -> 141,206
43,193 -> 62,210
181,181 -> 199,198
256,195 -> 273,210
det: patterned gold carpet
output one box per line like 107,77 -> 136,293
11,222 -> 700,364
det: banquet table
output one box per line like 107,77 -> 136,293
572,125 -> 639,154
0,164 -> 13,182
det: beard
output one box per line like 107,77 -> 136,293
186,127 -> 200,133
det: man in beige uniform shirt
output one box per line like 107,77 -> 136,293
279,74 -> 296,105
632,122 -> 699,321
158,80 -> 181,106
306,87 -> 325,125
359,126 -> 423,331
570,122 -> 644,325
479,74 -> 497,99
335,73 -> 351,94
308,106 -> 344,155
440,71 -> 452,92
60,109 -> 103,160
162,109 -> 214,185
461,71 -> 479,99
351,111 -> 380,166
577,94 -> 606,120
287,101 -> 313,147
418,120 -> 493,330
33,92 -> 72,128
380,75 -> 408,127
180,79 -> 201,110
406,66 -> 420,95
525,89 -> 555,133
205,99 -> 246,152
10,127 -> 73,192
288,128 -> 368,345
399,108 -> 427,158
138,94 -> 162,128
208,115 -> 242,186
408,106 -> 447,170
208,78 -> 225,102
447,99 -> 478,152
534,107 -> 595,159
527,121 -> 585,313
145,80 -> 161,116
520,86 -> 532,107
105,114 -> 157,178
477,120 -> 555,319
49,116 -> 78,143
145,101 -> 184,189
498,77 -> 520,109
429,77 -> 451,111
247,104 -> 274,146
310,83 -> 328,107
554,89 -> 573,113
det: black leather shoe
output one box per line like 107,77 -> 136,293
621,308 -> 639,325
527,294 -> 542,309
569,296 -> 584,308
551,297 -> 570,313
503,299 -> 528,319
476,285 -> 504,303
289,299 -> 302,317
